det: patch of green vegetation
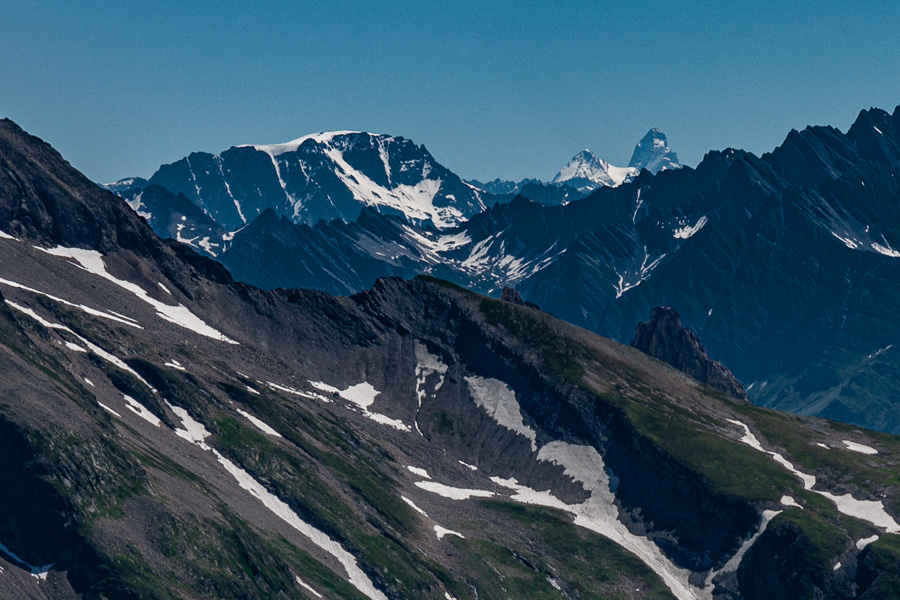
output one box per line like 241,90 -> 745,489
773,508 -> 851,570
106,549 -> 180,600
619,400 -> 796,502
30,423 -> 146,520
734,402 -> 900,494
860,534 -> 900,600
218,379 -> 418,532
479,297 -> 588,384
348,531 -> 460,598
213,413 -> 459,599
134,511 -> 313,600
219,380 -> 356,458
481,500 -> 676,599
455,537 -> 564,600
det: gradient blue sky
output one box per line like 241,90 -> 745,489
3,1 -> 899,184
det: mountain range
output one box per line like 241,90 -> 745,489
470,128 -> 680,198
2,116 -> 900,599
105,106 -> 900,436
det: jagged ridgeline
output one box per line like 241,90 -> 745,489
1,118 -> 900,599
107,107 -> 900,436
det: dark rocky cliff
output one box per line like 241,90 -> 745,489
631,306 -> 750,401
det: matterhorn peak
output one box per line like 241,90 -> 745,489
628,128 -> 681,173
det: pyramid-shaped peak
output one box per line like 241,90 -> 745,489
629,128 -> 681,173
551,148 -> 634,191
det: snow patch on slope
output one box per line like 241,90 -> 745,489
728,419 -> 900,532
124,395 -> 161,427
843,440 -> 878,455
466,376 -> 537,452
311,380 -> 410,431
614,247 -> 666,299
414,481 -> 495,500
35,246 -> 238,343
673,216 -> 708,239
237,409 -> 283,438
434,525 -> 464,540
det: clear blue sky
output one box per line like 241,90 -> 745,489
3,1 -> 899,184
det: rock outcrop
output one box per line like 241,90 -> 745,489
500,286 -> 525,305
631,306 -> 749,401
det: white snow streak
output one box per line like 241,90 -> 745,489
35,246 -> 238,343
708,510 -> 781,582
168,403 -> 387,600
527,441 -> 701,600
857,534 -> 879,550
401,496 -> 429,517
311,380 -> 410,431
295,576 -> 323,598
4,301 -> 156,391
872,242 -> 900,258
237,409 -> 283,438
414,481 -> 495,500
266,381 -> 332,403
832,232 -> 859,249
0,276 -> 142,328
781,495 -> 803,509
613,247 -> 666,299
98,402 -> 122,418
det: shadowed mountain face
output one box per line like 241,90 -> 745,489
3,118 -> 900,599
631,307 -> 749,401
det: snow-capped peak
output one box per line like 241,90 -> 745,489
551,149 -> 637,192
628,128 -> 681,173
240,131 -> 368,157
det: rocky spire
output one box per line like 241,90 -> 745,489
631,306 -> 749,401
